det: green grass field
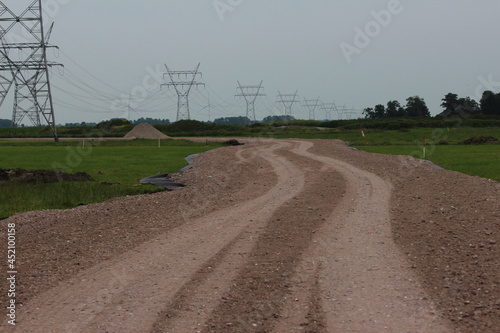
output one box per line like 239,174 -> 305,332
269,126 -> 500,145
357,144 -> 500,181
0,139 -> 220,219
345,127 -> 500,181
1,126 -> 498,218
269,127 -> 500,181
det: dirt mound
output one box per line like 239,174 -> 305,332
124,123 -> 170,139
0,168 -> 93,183
222,139 -> 244,146
459,136 -> 498,145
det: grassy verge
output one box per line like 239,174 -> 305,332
0,139 -> 221,219
267,126 -> 500,145
357,144 -> 500,181
268,126 -> 500,182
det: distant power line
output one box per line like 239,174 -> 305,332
235,80 -> 266,122
162,63 -> 204,121
321,102 -> 337,121
302,97 -> 321,120
276,90 -> 300,116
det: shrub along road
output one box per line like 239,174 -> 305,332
0,139 -> 498,332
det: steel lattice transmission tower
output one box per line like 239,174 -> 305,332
321,102 -> 337,121
302,97 -> 321,120
0,0 -> 62,140
162,63 -> 204,121
235,80 -> 265,123
276,90 -> 299,116
338,104 -> 346,120
345,106 -> 358,120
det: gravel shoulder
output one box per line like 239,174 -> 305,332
0,139 -> 498,332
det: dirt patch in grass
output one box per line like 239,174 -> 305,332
0,168 -> 94,183
459,136 -> 498,145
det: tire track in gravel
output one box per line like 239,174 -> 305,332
200,141 -> 346,333
275,140 -> 452,332
10,141 -> 305,333
150,141 -> 309,332
150,224 -> 260,333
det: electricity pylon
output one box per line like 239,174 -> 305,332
0,0 -> 62,141
345,106 -> 357,120
302,97 -> 321,120
338,104 -> 346,120
235,80 -> 265,123
162,63 -> 204,121
321,102 -> 337,120
276,90 -> 299,116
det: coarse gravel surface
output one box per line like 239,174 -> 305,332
0,138 -> 498,332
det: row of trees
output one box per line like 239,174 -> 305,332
132,117 -> 171,125
67,117 -> 171,127
262,115 -> 295,123
213,115 -> 296,125
213,116 -> 251,125
0,119 -> 12,127
363,96 -> 431,119
440,91 -> 500,116
364,91 -> 500,120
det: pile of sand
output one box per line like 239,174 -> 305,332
124,123 -> 170,139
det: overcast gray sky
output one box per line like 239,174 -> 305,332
2,0 -> 500,124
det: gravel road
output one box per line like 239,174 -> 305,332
1,139 -> 498,332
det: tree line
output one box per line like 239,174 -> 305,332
213,115 -> 295,125
363,90 -> 500,119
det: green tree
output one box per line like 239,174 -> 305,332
440,93 -> 479,116
386,100 -> 404,117
374,104 -> 386,118
167,119 -> 214,132
363,107 -> 375,119
457,97 -> 480,115
213,116 -> 251,125
480,91 -> 500,115
262,115 -> 295,123
96,118 -> 131,129
440,93 -> 459,116
405,96 -> 430,117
